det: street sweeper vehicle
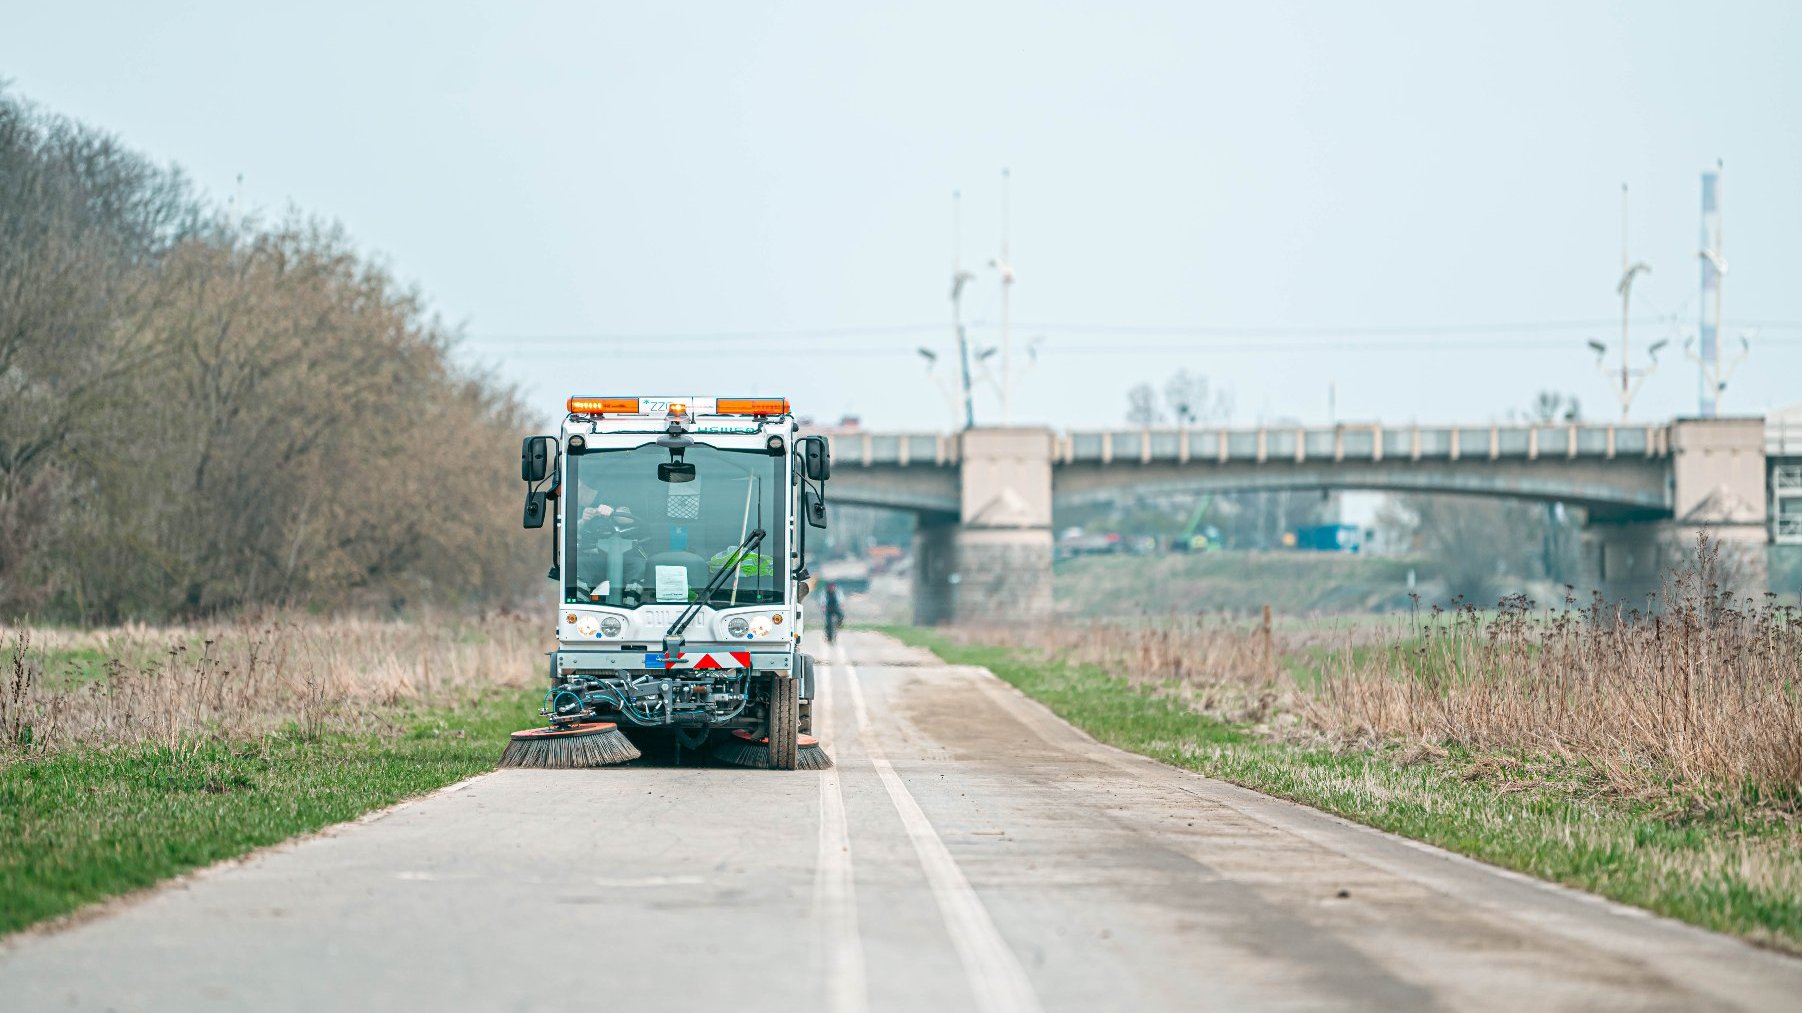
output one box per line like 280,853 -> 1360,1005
501,396 -> 832,770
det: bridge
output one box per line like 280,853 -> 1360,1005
824,415 -> 1801,622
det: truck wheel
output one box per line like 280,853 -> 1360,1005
799,700 -> 813,735
768,674 -> 800,770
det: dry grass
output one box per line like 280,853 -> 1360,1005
1,611 -> 541,757
945,538 -> 1802,805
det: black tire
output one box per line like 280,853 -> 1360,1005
799,700 -> 813,736
768,674 -> 800,770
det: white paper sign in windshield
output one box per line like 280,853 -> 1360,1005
655,565 -> 690,603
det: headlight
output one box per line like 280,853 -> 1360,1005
599,615 -> 624,637
575,615 -> 600,637
725,616 -> 750,638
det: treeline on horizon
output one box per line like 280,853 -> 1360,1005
0,88 -> 539,622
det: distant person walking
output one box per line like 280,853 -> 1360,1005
824,581 -> 846,644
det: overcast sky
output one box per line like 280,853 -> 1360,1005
5,1 -> 1799,431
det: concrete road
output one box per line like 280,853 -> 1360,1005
4,631 -> 1800,1011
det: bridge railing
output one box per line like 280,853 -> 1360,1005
823,431 -> 961,467
1770,416 -> 1802,458
1055,423 -> 1668,466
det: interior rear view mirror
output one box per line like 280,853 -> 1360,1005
658,461 -> 696,483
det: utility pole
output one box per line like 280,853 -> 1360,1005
990,168 -> 1015,424
1588,183 -> 1659,419
1697,161 -> 1724,416
951,190 -> 976,430
1614,184 -> 1652,419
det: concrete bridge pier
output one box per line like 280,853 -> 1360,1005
1581,418 -> 1768,604
913,427 -> 1054,625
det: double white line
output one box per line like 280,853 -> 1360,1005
816,640 -> 1042,1013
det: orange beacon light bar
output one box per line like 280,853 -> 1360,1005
566,397 -> 639,415
716,398 -> 789,416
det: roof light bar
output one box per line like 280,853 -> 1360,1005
567,397 -> 639,415
716,398 -> 790,416
564,396 -> 789,417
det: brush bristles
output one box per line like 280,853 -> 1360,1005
713,739 -> 833,770
712,738 -> 772,769
498,727 -> 641,768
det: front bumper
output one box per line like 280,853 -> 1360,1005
546,647 -> 807,729
553,647 -> 793,674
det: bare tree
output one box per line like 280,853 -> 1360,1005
1528,390 -> 1581,424
1380,391 -> 1590,600
1162,369 -> 1231,425
1125,383 -> 1164,427
0,89 -> 539,621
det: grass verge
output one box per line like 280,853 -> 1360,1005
0,687 -> 538,937
878,625 -> 1802,955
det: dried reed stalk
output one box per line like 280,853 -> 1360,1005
2,611 -> 540,757
950,538 -> 1802,800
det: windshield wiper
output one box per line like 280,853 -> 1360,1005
662,527 -> 765,654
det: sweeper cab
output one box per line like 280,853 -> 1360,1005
510,396 -> 831,770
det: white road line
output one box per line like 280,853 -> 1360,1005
839,643 -> 1044,1013
813,656 -> 868,1013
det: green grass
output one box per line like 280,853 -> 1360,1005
38,645 -> 111,687
880,625 -> 1802,954
0,688 -> 539,936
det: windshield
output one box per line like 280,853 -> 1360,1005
564,443 -> 787,608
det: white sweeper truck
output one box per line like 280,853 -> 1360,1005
499,395 -> 832,770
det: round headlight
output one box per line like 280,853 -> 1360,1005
599,615 -> 624,637
575,615 -> 599,637
725,616 -> 750,638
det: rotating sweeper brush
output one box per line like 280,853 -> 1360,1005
499,722 -> 641,768
713,730 -> 833,770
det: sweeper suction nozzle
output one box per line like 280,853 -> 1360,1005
713,729 -> 833,770
499,722 -> 641,768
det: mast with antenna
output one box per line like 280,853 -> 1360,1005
1686,160 -> 1749,414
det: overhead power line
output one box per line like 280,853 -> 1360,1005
459,335 -> 1802,361
468,318 -> 1802,348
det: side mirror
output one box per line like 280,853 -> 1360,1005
523,489 -> 548,529
521,436 -> 554,483
804,484 -> 827,529
802,435 -> 830,482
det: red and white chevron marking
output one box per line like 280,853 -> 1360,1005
669,651 -> 753,670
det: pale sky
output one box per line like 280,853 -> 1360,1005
5,1 -> 1799,431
